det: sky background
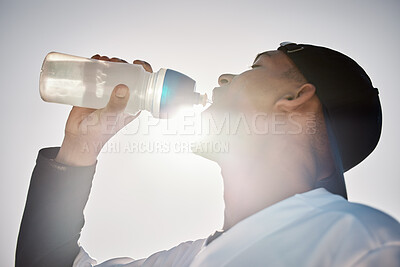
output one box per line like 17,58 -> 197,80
1,0 -> 399,265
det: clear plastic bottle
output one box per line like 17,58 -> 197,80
39,52 -> 207,118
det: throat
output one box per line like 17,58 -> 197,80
220,157 -> 315,230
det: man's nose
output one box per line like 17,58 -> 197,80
218,74 -> 235,86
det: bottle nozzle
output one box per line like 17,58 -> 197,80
195,93 -> 212,106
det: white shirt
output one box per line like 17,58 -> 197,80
74,188 -> 400,267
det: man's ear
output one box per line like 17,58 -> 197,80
275,83 -> 316,112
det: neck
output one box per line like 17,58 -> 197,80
219,137 -> 318,230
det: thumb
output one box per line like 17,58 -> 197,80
106,84 -> 130,113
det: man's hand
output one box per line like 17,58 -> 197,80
55,55 -> 153,166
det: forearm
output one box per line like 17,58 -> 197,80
16,147 -> 96,267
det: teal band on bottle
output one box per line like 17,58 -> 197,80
160,69 -> 196,118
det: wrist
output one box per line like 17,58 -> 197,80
55,136 -> 101,166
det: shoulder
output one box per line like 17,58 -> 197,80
76,239 -> 206,267
320,196 -> 400,244
131,239 -> 206,267
302,193 -> 400,265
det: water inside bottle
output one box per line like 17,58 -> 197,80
40,54 -> 148,113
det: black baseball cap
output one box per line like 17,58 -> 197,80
278,42 -> 382,198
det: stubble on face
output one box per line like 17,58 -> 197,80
193,50 -> 306,162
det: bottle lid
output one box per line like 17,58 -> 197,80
158,69 -> 197,118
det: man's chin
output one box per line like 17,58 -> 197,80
191,135 -> 225,163
191,103 -> 236,162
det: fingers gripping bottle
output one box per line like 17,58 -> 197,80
39,52 -> 208,118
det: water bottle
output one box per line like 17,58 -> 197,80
39,52 -> 208,118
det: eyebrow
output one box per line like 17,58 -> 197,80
253,51 -> 272,64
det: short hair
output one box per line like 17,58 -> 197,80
280,67 -> 307,84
